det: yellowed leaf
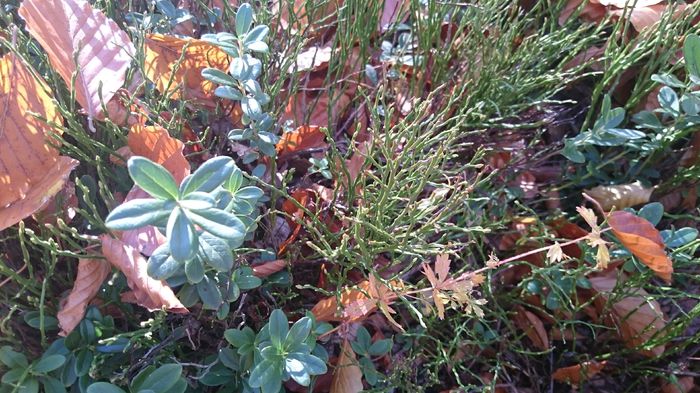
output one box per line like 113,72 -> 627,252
590,271 -> 666,357
100,235 -> 188,313
330,339 -> 364,393
144,34 -> 229,108
57,258 -> 111,336
0,54 -> 79,230
18,0 -> 135,124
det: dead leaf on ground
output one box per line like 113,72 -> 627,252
100,235 -> 188,313
252,259 -> 287,278
311,277 -> 401,323
57,258 -> 111,336
18,0 -> 135,127
276,125 -> 328,158
513,306 -> 549,350
661,376 -> 695,393
380,0 -> 411,31
0,54 -> 79,231
589,271 -> 666,357
552,360 -> 607,386
608,210 -> 672,283
33,180 -> 78,226
330,339 -> 364,393
585,181 -> 653,211
144,34 -> 229,108
289,46 -> 333,73
271,0 -> 344,37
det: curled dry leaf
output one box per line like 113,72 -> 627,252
552,360 -> 607,386
0,54 -> 79,231
585,181 -> 653,211
608,210 -> 672,283
513,306 -> 549,351
311,277 -> 400,323
100,235 -> 188,313
252,259 -> 287,278
661,376 -> 695,393
144,34 -> 229,108
57,259 -> 111,336
18,0 -> 135,126
330,339 -> 364,393
589,271 -> 666,357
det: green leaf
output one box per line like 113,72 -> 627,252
234,186 -> 263,202
33,354 -> 66,373
87,382 -> 126,393
179,192 -> 215,210
39,376 -> 66,393
285,317 -> 312,350
196,275 -> 223,309
246,41 -> 268,54
234,267 -> 261,290
684,34 -> 700,80
184,257 -> 205,283
604,128 -> 645,140
224,328 -> 255,347
658,86 -> 680,114
23,311 -> 58,330
2,369 -> 23,384
0,346 -> 28,368
214,86 -> 244,101
248,359 -> 282,392
18,377 -> 39,393
201,68 -> 237,86
198,233 -> 233,272
562,140 -> 585,163
128,157 -> 179,200
105,199 -> 174,230
235,3 -> 253,36
74,348 -> 93,377
147,244 -> 182,280
218,348 -> 239,370
638,202 -> 664,226
167,207 -> 198,262
268,309 -> 288,348
284,356 -> 310,386
651,73 -> 685,88
661,227 -> 699,248
287,352 -> 326,375
133,364 -> 182,393
368,339 -> 393,356
244,25 -> 269,44
241,97 -> 261,118
179,156 -> 235,195
187,209 -> 246,244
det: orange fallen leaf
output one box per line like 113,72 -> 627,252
276,125 -> 328,158
330,339 -> 364,393
589,271 -> 666,357
252,259 -> 287,278
144,34 -> 229,108
100,235 -> 188,313
127,123 -> 190,183
608,210 -> 672,283
513,306 -> 549,351
552,360 -> 607,385
0,53 -> 79,230
586,181 -> 653,211
18,0 -> 135,126
312,277 -> 400,323
57,258 -> 111,336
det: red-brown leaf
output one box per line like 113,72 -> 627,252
57,258 -> 111,336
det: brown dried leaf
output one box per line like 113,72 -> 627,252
18,0 -> 135,124
289,46 -> 333,73
57,259 -> 111,336
100,235 -> 188,313
589,271 -> 666,357
330,339 -> 364,393
252,259 -> 287,278
552,360 -> 607,386
608,210 -> 672,283
143,34 -> 229,108
0,54 -> 79,230
276,125 -> 328,158
513,306 -> 549,350
661,376 -> 695,393
586,181 -> 653,211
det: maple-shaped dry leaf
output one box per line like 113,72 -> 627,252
552,360 -> 607,386
0,54 -> 79,230
144,34 -> 229,108
18,0 -> 135,126
330,339 -> 364,393
312,278 -> 400,323
276,125 -> 328,159
585,181 -> 653,211
57,258 -> 111,336
589,272 -> 666,357
100,235 -> 188,313
513,306 -> 549,351
608,210 -> 672,283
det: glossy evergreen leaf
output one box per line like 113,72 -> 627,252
167,207 -> 198,262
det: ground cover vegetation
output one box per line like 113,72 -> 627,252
1,0 -> 700,391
